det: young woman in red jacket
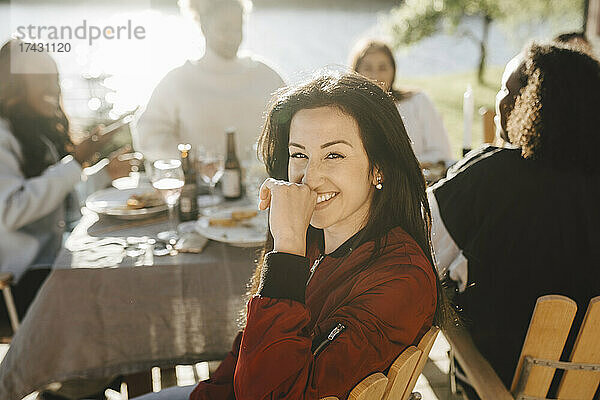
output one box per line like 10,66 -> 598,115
137,72 -> 450,400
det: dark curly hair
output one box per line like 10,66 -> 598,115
553,31 -> 588,45
507,43 -> 600,175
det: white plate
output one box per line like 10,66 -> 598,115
196,209 -> 268,247
86,185 -> 167,220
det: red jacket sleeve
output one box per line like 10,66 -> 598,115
189,332 -> 243,400
233,251 -> 436,399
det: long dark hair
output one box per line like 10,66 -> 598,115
507,43 -> 600,175
249,71 -> 450,328
349,40 -> 414,102
0,40 -> 72,178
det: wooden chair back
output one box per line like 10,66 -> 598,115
320,373 -> 388,400
381,346 -> 421,400
446,294 -> 600,400
0,272 -> 19,337
347,372 -> 388,400
480,108 -> 496,144
510,295 -> 577,397
556,296 -> 600,399
321,334 -> 439,400
0,273 -> 12,291
405,326 -> 439,399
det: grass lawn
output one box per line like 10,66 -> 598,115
402,66 -> 504,159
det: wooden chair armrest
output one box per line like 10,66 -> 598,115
0,272 -> 13,290
444,328 -> 514,400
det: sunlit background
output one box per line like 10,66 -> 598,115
0,0 -> 586,155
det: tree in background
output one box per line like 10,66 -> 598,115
387,0 -> 584,83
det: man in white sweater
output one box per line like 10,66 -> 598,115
133,0 -> 285,162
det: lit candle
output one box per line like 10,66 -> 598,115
463,84 -> 474,156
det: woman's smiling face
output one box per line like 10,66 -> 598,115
288,106 -> 375,237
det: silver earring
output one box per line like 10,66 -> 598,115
375,176 -> 383,190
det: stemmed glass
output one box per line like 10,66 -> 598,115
196,149 -> 224,207
243,158 -> 268,206
152,159 -> 184,241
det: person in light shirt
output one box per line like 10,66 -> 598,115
350,40 -> 453,166
133,0 -> 285,162
0,40 -> 130,325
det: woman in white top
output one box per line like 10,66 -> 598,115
350,40 -> 452,165
0,40 -> 130,287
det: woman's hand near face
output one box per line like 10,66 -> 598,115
259,178 -> 317,256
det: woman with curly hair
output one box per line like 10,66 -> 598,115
429,42 -> 600,388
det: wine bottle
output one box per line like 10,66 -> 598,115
178,143 -> 199,221
222,128 -> 242,200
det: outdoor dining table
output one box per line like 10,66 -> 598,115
0,206 -> 260,400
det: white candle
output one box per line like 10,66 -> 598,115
463,84 -> 474,152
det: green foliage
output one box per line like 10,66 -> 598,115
387,0 -> 584,84
388,2 -> 443,48
387,0 -> 584,50
497,0 -> 584,27
387,0 -> 502,49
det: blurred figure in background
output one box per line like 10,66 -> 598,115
0,40 -> 130,322
553,31 -> 594,55
350,39 -> 452,166
493,53 -> 527,145
429,43 -> 600,388
133,0 -> 285,162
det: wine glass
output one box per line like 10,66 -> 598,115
152,159 -> 184,242
195,149 -> 224,207
243,148 -> 268,206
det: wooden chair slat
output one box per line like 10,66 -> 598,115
0,272 -> 13,290
445,326 -> 514,400
481,108 -> 496,144
381,346 -> 421,400
0,272 -> 19,335
556,296 -> 600,399
510,295 -> 577,397
348,372 -> 388,400
402,327 -> 439,400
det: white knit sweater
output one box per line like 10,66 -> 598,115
133,49 -> 285,162
396,92 -> 453,164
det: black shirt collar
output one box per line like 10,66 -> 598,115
309,226 -> 367,258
